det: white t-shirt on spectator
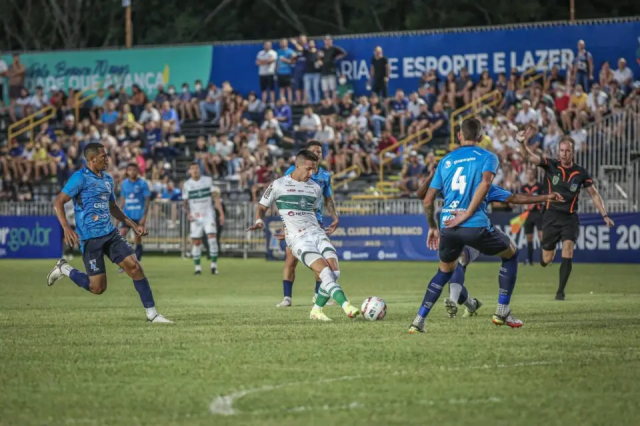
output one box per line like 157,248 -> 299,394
140,108 -> 161,124
570,129 -> 587,151
16,96 -> 31,107
347,115 -> 368,133
257,50 -> 277,76
261,118 -> 282,137
491,138 -> 504,153
613,67 -> 633,85
31,94 -> 49,110
515,109 -> 538,126
216,140 -> 235,158
0,60 -> 7,80
300,113 -> 321,131
407,99 -> 425,118
536,106 -> 556,125
544,132 -> 561,157
587,91 -> 608,111
315,125 -> 335,144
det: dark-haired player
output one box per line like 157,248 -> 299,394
117,163 -> 151,273
275,140 -> 339,308
47,142 -> 172,323
247,149 -> 358,321
521,169 -> 544,265
519,130 -> 614,300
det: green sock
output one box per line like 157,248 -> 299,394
194,257 -> 201,266
211,256 -> 218,263
331,289 -> 348,306
315,289 -> 330,308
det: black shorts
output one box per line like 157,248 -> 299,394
439,226 -> 512,263
541,210 -> 579,251
119,218 -> 140,230
259,75 -> 275,91
277,74 -> 291,88
524,210 -> 543,235
82,229 -> 135,276
9,85 -> 22,100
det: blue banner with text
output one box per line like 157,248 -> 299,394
265,212 -> 640,263
211,21 -> 640,96
0,216 -> 62,259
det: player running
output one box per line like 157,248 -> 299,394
521,169 -> 544,265
275,140 -> 339,308
46,143 -> 172,323
409,118 -> 522,333
117,163 -> 151,273
416,169 -> 563,319
247,149 -> 359,322
183,162 -> 225,275
518,129 -> 614,300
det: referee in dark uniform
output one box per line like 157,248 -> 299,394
521,169 -> 544,265
519,130 -> 614,300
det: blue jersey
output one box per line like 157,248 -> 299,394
486,184 -> 511,203
285,165 -> 333,223
120,178 -> 151,221
430,145 -> 499,229
62,167 -> 116,243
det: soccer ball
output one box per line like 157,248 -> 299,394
360,297 -> 387,321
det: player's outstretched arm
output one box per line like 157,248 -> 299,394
517,128 -> 543,166
53,192 -> 80,247
507,192 -> 564,205
324,195 -> 339,235
416,168 -> 436,200
246,205 -> 268,231
587,185 -> 615,227
110,200 -> 148,236
213,193 -> 225,226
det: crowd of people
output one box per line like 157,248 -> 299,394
1,38 -> 638,203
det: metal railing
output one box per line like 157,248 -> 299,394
75,89 -> 99,122
449,90 -> 502,146
332,165 -> 362,191
577,98 -> 640,212
378,127 -> 432,183
7,105 -> 57,144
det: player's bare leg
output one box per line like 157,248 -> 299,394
307,255 -> 359,321
491,243 -> 523,328
277,247 -> 297,307
540,248 -> 555,267
119,254 -> 172,323
191,239 -> 203,274
409,259 -> 457,333
555,240 -> 575,301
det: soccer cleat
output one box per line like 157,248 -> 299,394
47,259 -> 67,286
148,314 -> 173,323
309,307 -> 332,322
211,267 -> 218,275
343,302 -> 360,319
491,311 -> 523,328
555,293 -> 565,301
117,267 -> 124,274
194,270 -> 202,275
444,298 -> 458,319
463,298 -> 483,317
408,315 -> 426,333
276,297 -> 292,308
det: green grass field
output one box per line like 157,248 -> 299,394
1,257 -> 639,426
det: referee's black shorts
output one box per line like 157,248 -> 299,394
541,210 -> 580,251
524,210 -> 543,235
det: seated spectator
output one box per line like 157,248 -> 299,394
90,88 -> 108,121
245,91 -> 265,123
370,130 -> 398,174
387,89 -> 409,137
336,75 -> 354,100
599,61 -> 613,89
314,116 -> 335,157
515,100 -> 538,127
190,79 -> 208,121
200,83 -> 221,123
570,117 -> 587,151
260,108 -> 282,138
399,151 -> 424,196
178,83 -> 196,121
318,97 -> 339,120
144,121 -> 163,159
368,93 -> 387,137
130,84 -> 146,119
251,158 -> 274,201
139,102 -> 161,124
299,106 -> 321,138
561,85 -> 588,130
338,93 -> 354,120
101,101 -> 118,128
213,133 -> 235,177
161,100 -> 180,132
274,97 -> 292,131
194,136 -> 210,175
346,107 -> 368,134
473,70 -> 494,101
613,57 -> 634,94
587,83 -> 608,122
429,101 -> 448,136
15,88 -> 32,120
407,103 -> 430,137
450,67 -> 474,108
49,142 -> 67,182
30,86 -> 49,113
406,92 -> 425,134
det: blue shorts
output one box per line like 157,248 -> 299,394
82,230 -> 135,276
120,218 -> 140,230
439,226 -> 511,263
293,69 -> 304,90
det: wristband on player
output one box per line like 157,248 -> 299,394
603,215 -> 609,219
255,218 -> 264,226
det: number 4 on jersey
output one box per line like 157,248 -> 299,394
452,167 -> 467,195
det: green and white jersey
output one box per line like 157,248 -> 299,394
183,176 -> 219,219
260,175 -> 323,239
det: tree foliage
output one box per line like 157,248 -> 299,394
0,0 -> 638,51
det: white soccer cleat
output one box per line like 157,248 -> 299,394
310,307 -> 332,322
148,314 -> 173,323
444,298 -> 458,319
47,259 -> 67,287
276,297 -> 292,308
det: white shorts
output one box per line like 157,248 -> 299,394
288,230 -> 337,266
190,214 -> 217,239
321,75 -> 337,92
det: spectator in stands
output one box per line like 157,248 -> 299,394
256,41 -> 278,105
130,84 -> 147,119
194,136 -> 210,175
274,96 -> 292,131
369,46 -> 389,99
16,88 -> 32,120
561,85 -> 588,129
315,116 -> 335,158
31,86 -> 49,113
346,107 -> 368,134
367,93 -> 386,137
6,54 -> 26,123
145,120 -> 163,160
336,75 -> 354,100
515,99 -> 538,127
291,35 -> 307,105
178,83 -> 196,121
297,39 -> 322,105
260,108 -> 282,138
473,70 -> 495,101
570,117 -> 587,151
624,82 -> 640,106
387,89 -> 409,137
406,91 -> 425,132
429,101 -> 448,136
191,80 -> 207,121
276,38 -> 295,105
251,157 -> 273,201
299,106 -> 321,139
89,88 -> 108,122
407,103 -> 430,137
214,132 -> 235,177
161,100 -> 180,133
573,40 -> 594,93
587,83 -> 608,123
613,58 -> 634,94
139,102 -> 161,124
599,61 -> 613,89
371,129 -> 398,175
399,150 -> 423,197
49,142 -> 67,182
200,83 -> 221,123
107,85 -> 118,105
320,35 -> 347,101
318,97 -> 338,121
453,67 -> 474,108
544,120 -> 562,157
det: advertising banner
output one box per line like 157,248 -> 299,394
265,212 -> 640,264
0,216 -> 62,259
1,45 -> 213,101
210,21 -> 640,96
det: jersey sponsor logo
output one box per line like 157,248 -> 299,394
453,157 -> 476,164
89,259 -> 99,272
263,185 -> 273,198
444,160 -> 452,168
105,182 -> 112,193
570,183 -> 578,192
93,202 -> 109,209
552,175 -> 560,185
287,189 -> 297,192
449,200 -> 460,209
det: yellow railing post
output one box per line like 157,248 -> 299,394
377,127 -> 433,183
331,165 -> 362,191
449,90 -> 502,146
75,88 -> 99,122
8,105 -> 58,144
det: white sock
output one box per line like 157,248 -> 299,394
312,304 -> 322,310
341,301 -> 349,309
208,237 -> 218,258
496,303 -> 510,317
145,306 -> 158,320
464,298 -> 477,311
195,265 -> 202,271
60,263 -> 74,276
449,283 -> 463,303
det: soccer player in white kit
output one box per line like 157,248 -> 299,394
247,150 -> 360,321
183,163 -> 225,274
